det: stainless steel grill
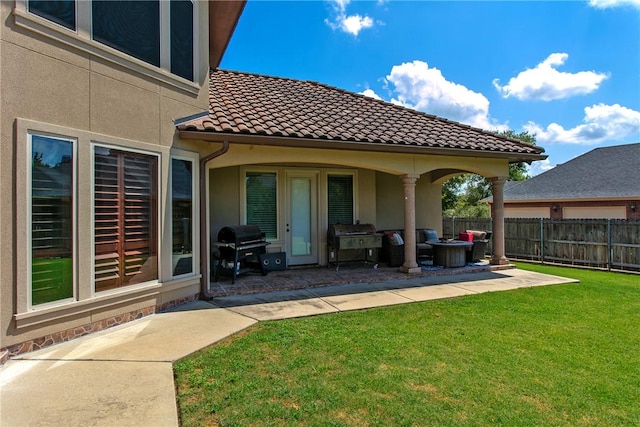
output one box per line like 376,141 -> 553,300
327,223 -> 382,270
213,225 -> 270,283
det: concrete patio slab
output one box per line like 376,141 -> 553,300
225,298 -> 340,321
211,288 -> 318,307
393,284 -> 478,301
18,303 -> 257,362
321,290 -> 414,311
0,359 -> 177,427
454,269 -> 578,293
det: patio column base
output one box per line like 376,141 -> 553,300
490,255 -> 509,265
399,265 -> 422,274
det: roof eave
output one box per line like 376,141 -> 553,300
178,130 -> 547,163
208,0 -> 246,69
487,196 -> 640,204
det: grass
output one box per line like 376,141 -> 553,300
174,263 -> 640,426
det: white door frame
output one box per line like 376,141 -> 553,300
285,170 -> 319,265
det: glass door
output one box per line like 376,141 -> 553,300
286,172 -> 318,265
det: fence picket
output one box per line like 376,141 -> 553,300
442,217 -> 640,272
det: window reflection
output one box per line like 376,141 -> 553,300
172,159 -> 193,276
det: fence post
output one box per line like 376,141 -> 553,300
540,218 -> 544,264
607,219 -> 612,271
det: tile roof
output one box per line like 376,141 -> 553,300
177,69 -> 545,159
490,143 -> 640,201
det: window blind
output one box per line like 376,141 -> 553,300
328,175 -> 354,225
246,172 -> 277,239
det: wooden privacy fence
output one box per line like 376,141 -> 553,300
442,217 -> 640,273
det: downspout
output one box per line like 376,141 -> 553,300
199,141 -> 229,299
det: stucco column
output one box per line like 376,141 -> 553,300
400,174 -> 422,274
490,177 -> 509,265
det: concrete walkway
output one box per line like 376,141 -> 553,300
0,268 -> 577,426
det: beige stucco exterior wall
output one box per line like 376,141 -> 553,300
376,172 -> 442,233
1,1 -> 212,351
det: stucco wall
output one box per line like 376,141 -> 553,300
376,171 -> 443,234
1,1 -> 211,351
208,165 -> 381,265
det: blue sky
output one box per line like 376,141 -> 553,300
221,0 -> 640,175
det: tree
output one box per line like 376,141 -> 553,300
442,130 -> 537,217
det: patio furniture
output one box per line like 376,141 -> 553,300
381,232 -> 404,267
465,230 -> 492,263
380,229 -> 439,266
431,240 -> 473,268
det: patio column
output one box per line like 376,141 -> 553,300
490,177 -> 509,265
400,174 -> 422,274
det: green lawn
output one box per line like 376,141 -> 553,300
174,264 -> 640,426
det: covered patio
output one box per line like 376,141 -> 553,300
176,69 -> 546,298
207,260 -> 513,297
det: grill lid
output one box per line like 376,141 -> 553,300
218,225 -> 265,246
327,223 -> 377,246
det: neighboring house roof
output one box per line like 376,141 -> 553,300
177,69 -> 545,162
486,143 -> 640,202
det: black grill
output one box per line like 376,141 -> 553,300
327,223 -> 382,270
214,225 -> 270,283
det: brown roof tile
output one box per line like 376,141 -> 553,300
177,69 -> 545,157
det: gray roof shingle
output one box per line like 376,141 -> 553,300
499,143 -> 640,201
177,69 -> 545,160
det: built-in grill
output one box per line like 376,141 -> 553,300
327,223 -> 382,270
213,225 -> 270,284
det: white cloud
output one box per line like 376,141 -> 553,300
384,60 -> 505,130
340,14 -> 374,36
325,0 -> 375,36
524,103 -> 640,144
493,53 -> 609,101
589,0 -> 640,9
360,88 -> 382,100
527,159 -> 555,176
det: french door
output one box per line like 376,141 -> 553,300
285,172 -> 318,265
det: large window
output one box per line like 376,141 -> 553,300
30,134 -> 74,305
22,0 -> 196,83
171,158 -> 194,276
92,1 -> 160,68
28,0 -> 75,30
170,0 -> 194,81
328,174 -> 354,225
94,147 -> 158,291
246,172 -> 277,240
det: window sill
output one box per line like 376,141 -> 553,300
13,8 -> 202,95
15,281 -> 162,329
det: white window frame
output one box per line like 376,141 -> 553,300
170,152 -> 199,279
26,132 -> 78,310
13,0 -> 200,93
